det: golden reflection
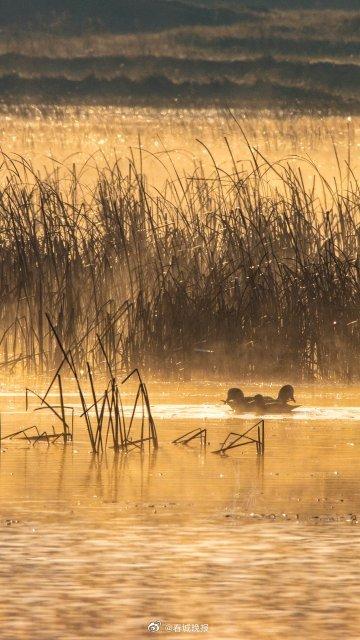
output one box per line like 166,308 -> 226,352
0,382 -> 360,637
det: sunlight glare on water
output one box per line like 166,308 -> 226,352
0,383 -> 360,638
121,403 -> 360,421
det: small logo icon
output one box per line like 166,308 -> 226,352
148,621 -> 161,633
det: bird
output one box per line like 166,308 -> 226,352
225,385 -> 299,415
251,393 -> 300,414
224,388 -> 251,413
269,384 -> 296,404
247,385 -> 296,405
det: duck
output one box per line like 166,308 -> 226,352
261,384 -> 296,405
224,388 -> 251,413
251,393 -> 300,415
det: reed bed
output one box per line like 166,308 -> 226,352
0,134 -> 359,381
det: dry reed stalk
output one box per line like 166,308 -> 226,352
0,144 -> 357,380
213,420 -> 265,455
122,368 -> 158,450
172,427 -> 207,446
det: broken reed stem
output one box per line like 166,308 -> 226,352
4,425 -> 40,440
114,384 -> 125,450
213,420 -> 265,456
33,431 -> 50,446
125,383 -> 141,442
58,374 -> 69,443
122,369 -> 158,450
27,388 -> 68,427
87,362 -> 100,427
173,427 -> 207,446
46,314 -> 96,451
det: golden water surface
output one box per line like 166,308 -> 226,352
0,382 -> 359,639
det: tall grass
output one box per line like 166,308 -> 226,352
0,136 -> 358,381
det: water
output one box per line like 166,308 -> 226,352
0,382 -> 359,639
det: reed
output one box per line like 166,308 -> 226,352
173,427 -> 207,447
39,319 -> 159,452
3,424 -> 68,445
212,420 -> 265,455
5,322 -> 158,452
0,138 -> 358,381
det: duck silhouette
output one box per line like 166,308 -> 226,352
225,385 -> 299,415
224,388 -> 251,412
246,385 -> 296,404
252,393 -> 300,414
263,385 -> 296,404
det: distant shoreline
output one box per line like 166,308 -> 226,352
0,76 -> 358,114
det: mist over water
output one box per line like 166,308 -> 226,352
0,2 -> 360,638
1,382 -> 360,638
